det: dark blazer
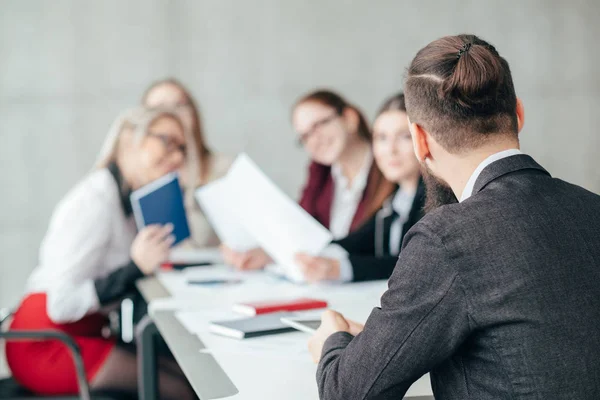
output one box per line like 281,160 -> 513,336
333,180 -> 425,282
317,155 -> 600,400
299,161 -> 386,234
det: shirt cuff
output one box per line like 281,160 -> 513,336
320,244 -> 353,282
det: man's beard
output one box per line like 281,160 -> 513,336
421,165 -> 458,213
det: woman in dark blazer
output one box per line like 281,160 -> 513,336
296,92 -> 425,282
330,179 -> 425,281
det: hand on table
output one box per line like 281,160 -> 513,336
308,310 -> 364,363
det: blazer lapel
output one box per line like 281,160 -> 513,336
472,155 -> 550,197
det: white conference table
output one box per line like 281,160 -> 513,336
138,266 -> 435,400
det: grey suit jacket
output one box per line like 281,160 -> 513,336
317,155 -> 600,400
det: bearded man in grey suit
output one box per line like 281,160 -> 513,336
308,33 -> 600,400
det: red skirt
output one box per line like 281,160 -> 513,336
5,293 -> 115,395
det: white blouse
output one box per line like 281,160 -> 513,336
389,187 -> 418,256
25,168 -> 137,323
328,151 -> 373,239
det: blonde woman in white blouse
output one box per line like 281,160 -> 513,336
6,107 -> 195,399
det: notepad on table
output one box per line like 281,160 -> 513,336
209,313 -> 295,339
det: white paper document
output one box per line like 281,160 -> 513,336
227,154 -> 333,282
200,334 -> 311,360
195,177 -> 258,251
176,309 -> 243,334
195,154 -> 333,282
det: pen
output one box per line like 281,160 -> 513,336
186,278 -> 243,286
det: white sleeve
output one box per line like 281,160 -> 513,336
320,244 -> 354,283
40,186 -> 113,324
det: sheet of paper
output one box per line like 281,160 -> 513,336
226,154 -> 333,282
176,309 -> 310,361
157,266 -> 304,307
195,177 -> 258,251
199,333 -> 311,361
148,297 -> 202,313
183,265 -> 252,281
168,246 -> 224,264
157,267 -> 387,319
176,309 -> 243,334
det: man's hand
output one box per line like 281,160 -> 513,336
308,310 -> 365,363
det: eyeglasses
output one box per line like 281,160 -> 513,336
148,133 -> 187,157
296,113 -> 339,146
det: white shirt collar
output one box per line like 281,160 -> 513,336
331,150 -> 373,194
460,149 -> 522,202
392,186 -> 417,220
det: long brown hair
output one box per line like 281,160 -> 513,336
365,92 -> 412,217
142,78 -> 212,183
294,89 -> 396,226
405,34 -> 518,153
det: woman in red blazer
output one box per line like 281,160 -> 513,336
295,90 -> 395,237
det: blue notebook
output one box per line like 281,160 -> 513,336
130,173 -> 190,245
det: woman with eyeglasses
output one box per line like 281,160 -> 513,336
221,89 -> 395,271
293,90 -> 396,237
6,108 -> 195,399
142,78 -> 233,248
295,92 -> 425,283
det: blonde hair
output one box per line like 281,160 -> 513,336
95,106 -> 199,211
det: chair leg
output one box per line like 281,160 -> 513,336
1,330 -> 92,400
136,315 -> 159,400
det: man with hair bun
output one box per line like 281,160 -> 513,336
308,34 -> 600,400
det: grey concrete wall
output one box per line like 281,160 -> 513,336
1,0 -> 599,323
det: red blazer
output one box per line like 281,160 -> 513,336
299,161 -> 387,233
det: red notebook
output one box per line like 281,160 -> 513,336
232,298 -> 328,316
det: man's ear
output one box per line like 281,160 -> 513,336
516,97 -> 525,133
409,120 -> 431,162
